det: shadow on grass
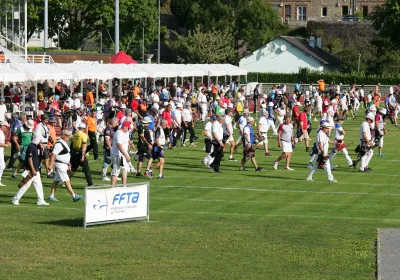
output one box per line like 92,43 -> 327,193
38,218 -> 84,227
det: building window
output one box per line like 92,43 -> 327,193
321,7 -> 327,17
342,6 -> 349,16
285,5 -> 291,22
297,6 -> 307,21
362,6 -> 369,17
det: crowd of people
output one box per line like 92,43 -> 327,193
0,78 -> 399,205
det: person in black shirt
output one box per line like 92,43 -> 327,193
11,134 -> 49,206
135,117 -> 152,177
101,117 -> 119,181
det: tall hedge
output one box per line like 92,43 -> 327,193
242,69 -> 400,85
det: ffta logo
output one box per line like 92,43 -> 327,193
112,192 -> 140,205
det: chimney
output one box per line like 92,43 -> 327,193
145,54 -> 154,64
316,36 -> 322,48
309,36 -> 315,48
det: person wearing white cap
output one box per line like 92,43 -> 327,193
116,103 -> 127,122
328,116 -> 353,167
12,119 -> 34,179
257,109 -> 272,156
306,122 -> 337,182
171,103 -> 183,148
235,109 -> 249,151
0,120 -> 10,185
48,129 -> 83,202
276,103 -> 286,126
376,108 -> 387,156
292,101 -> 301,122
197,88 -> 208,122
70,123 -> 94,186
239,117 -> 263,171
136,116 -> 153,177
353,113 -> 375,172
273,115 -> 295,171
11,133 -> 49,205
182,102 -> 198,147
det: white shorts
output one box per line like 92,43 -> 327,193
54,168 -> 70,183
111,154 -> 130,177
258,133 -> 268,145
282,141 -> 293,153
317,105 -> 322,112
227,135 -> 234,142
378,136 -> 384,148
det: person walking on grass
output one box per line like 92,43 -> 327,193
257,109 -> 272,156
208,115 -> 225,173
48,130 -> 83,202
0,120 -> 10,186
111,122 -> 131,187
12,119 -> 34,179
11,133 -> 49,206
101,117 -> 119,181
306,122 -> 337,182
223,108 -> 236,160
151,119 -> 168,179
239,117 -> 263,172
70,123 -> 94,187
273,116 -> 295,171
136,117 -> 153,177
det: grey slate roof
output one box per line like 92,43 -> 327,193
280,36 -> 341,65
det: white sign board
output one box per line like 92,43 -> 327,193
84,183 -> 149,228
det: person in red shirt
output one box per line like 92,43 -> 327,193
161,104 -> 172,149
131,95 -> 140,115
322,95 -> 330,119
292,102 -> 300,122
297,107 -> 310,152
116,104 -> 126,122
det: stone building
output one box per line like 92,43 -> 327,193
265,0 -> 385,26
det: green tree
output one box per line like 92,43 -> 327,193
170,0 -> 283,55
25,0 -> 157,55
371,0 -> 400,47
168,26 -> 236,63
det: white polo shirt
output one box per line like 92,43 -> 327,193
316,130 -> 329,154
360,121 -> 371,141
111,129 -> 130,157
211,121 -> 223,141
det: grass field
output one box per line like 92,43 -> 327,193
1,114 -> 400,280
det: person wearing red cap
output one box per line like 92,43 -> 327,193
111,121 -> 132,187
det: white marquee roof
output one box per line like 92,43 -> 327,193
9,63 -> 72,81
101,64 -> 147,79
0,64 -> 26,82
2,63 -> 247,82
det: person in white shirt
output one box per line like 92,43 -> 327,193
208,115 -> 225,173
181,102 -> 197,147
171,103 -> 183,147
150,120 -> 168,179
73,94 -> 81,110
359,85 -> 365,108
328,117 -> 353,167
276,104 -> 286,126
273,116 -> 295,171
202,116 -> 216,165
0,120 -> 10,186
257,109 -> 272,156
307,122 -> 337,182
111,122 -> 132,186
198,89 -> 208,122
0,98 -> 7,122
375,108 -> 387,157
235,109 -> 248,150
223,108 -> 236,160
48,130 -> 83,202
315,94 -> 323,120
354,113 -> 375,172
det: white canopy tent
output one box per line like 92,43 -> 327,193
101,64 -> 147,79
133,64 -> 178,78
9,63 -> 73,112
0,64 -> 26,101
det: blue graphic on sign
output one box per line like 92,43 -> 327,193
93,199 -> 107,210
112,192 -> 140,205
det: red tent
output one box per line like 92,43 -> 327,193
111,51 -> 138,64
